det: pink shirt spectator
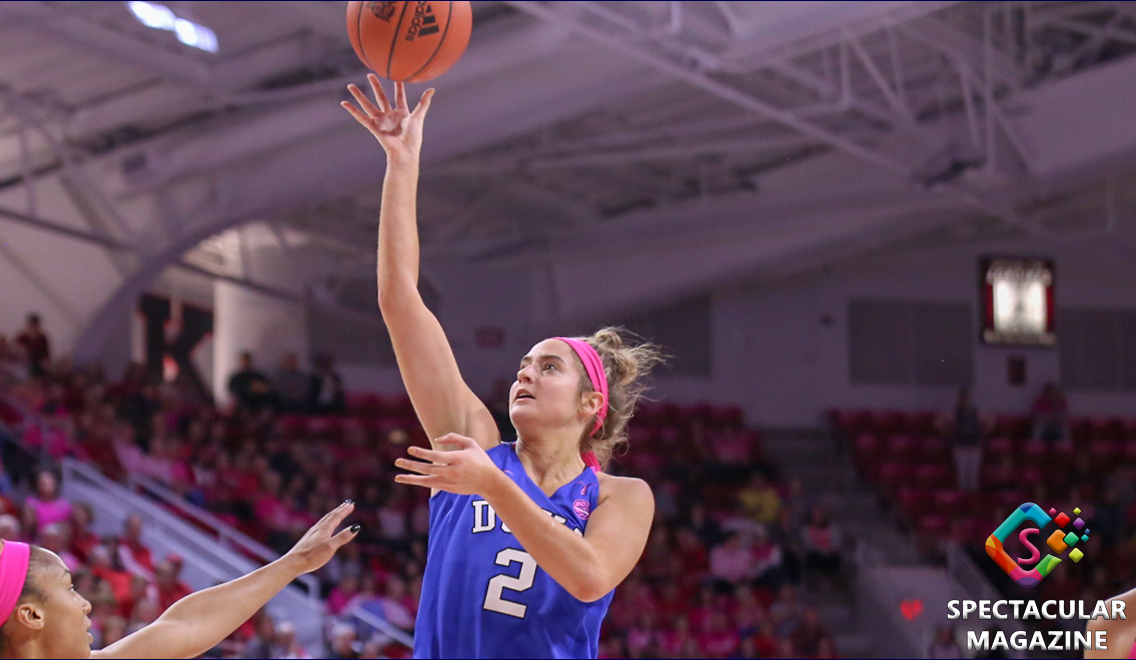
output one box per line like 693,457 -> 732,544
26,496 -> 71,528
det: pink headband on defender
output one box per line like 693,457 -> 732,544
0,541 -> 30,626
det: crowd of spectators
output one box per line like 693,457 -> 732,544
1,314 -> 849,658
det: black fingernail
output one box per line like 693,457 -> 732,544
350,525 -> 361,533
344,499 -> 353,505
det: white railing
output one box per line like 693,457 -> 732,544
125,473 -> 320,597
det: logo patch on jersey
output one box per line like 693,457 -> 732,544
573,498 -> 591,520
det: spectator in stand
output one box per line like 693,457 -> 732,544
25,468 -> 71,530
242,612 -> 278,658
626,611 -> 662,658
274,353 -> 312,413
791,607 -> 832,658
737,472 -> 781,526
309,354 -> 346,415
944,388 -> 986,492
227,351 -> 278,415
377,575 -> 416,632
0,513 -> 22,541
68,501 -> 99,563
698,610 -> 739,659
118,513 -> 154,578
99,615 -> 129,650
147,555 -> 192,613
1032,381 -> 1069,442
38,522 -> 80,572
345,573 -> 391,642
660,614 -> 697,657
328,621 -> 361,660
927,625 -> 964,659
751,527 -> 785,590
803,504 -> 843,590
274,621 -> 311,659
327,574 -> 362,617
709,532 -> 756,590
14,313 -> 50,377
816,636 -> 842,659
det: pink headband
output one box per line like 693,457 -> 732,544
0,541 -> 29,627
556,338 -> 608,472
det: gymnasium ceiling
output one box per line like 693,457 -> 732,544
2,1 -> 1136,357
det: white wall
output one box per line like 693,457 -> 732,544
333,229 -> 1136,429
647,230 -> 1136,426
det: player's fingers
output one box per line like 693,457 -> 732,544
348,85 -> 382,117
434,433 -> 476,449
395,81 -> 408,111
394,473 -> 436,488
395,458 -> 442,475
407,445 -> 448,463
330,524 -> 361,549
411,88 -> 435,119
368,73 -> 392,112
317,501 -> 355,529
340,101 -> 373,127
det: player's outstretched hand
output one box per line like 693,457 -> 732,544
282,501 -> 359,574
341,73 -> 434,162
395,433 -> 500,496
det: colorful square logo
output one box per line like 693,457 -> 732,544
986,502 -> 1089,588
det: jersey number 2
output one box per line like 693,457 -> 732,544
483,548 -> 537,618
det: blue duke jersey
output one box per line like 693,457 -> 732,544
413,443 -> 613,659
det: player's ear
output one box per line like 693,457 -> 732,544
580,391 -> 604,416
14,600 -> 46,631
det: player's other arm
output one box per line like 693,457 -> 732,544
92,503 -> 357,660
1086,586 -> 1135,659
488,471 -> 654,602
344,76 -> 498,450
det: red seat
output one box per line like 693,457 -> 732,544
918,436 -> 951,462
914,463 -> 954,489
909,411 -> 938,436
710,405 -> 744,428
885,435 -> 917,461
897,487 -> 934,520
854,434 -> 884,479
932,489 -> 975,517
1020,440 -> 1049,465
985,436 -> 1017,461
1015,465 -> 1045,489
878,461 -> 917,492
1089,439 -> 1121,463
1122,441 -> 1136,463
917,515 -> 951,541
951,516 -> 993,545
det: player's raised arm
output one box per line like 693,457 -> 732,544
92,503 -> 358,660
342,75 -> 499,451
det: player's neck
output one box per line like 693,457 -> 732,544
514,435 -> 586,493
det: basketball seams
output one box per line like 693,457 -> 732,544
405,0 -> 453,83
354,3 -> 378,73
387,2 -> 411,80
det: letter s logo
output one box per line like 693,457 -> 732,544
1017,528 -> 1041,565
986,503 -> 1061,588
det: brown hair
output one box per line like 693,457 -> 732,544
566,327 -> 666,468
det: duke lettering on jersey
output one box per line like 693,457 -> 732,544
471,499 -> 584,536
414,443 -> 613,659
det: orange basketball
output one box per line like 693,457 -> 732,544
347,1 -> 473,83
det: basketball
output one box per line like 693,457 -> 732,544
347,1 -> 473,83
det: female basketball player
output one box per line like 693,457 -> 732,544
342,75 -> 660,659
0,501 -> 357,658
